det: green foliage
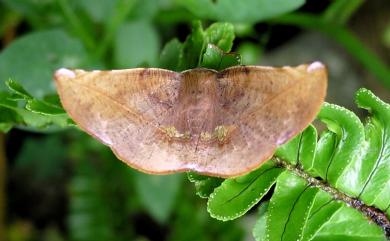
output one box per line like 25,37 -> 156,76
197,88 -> 390,240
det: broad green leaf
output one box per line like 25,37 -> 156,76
318,103 -> 365,193
134,173 -> 182,223
266,171 -> 318,241
187,172 -> 223,198
114,20 -> 160,68
311,205 -> 386,241
178,20 -> 205,70
204,22 -> 235,52
159,38 -> 183,70
207,160 -> 282,221
354,88 -> 390,210
0,29 -> 87,98
253,202 -> 269,241
177,0 -> 305,23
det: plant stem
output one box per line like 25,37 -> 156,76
271,13 -> 390,90
0,133 -> 6,241
57,0 -> 96,50
275,158 -> 390,238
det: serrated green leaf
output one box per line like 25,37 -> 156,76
353,88 -> 390,210
207,160 -> 282,221
266,171 -> 318,241
204,22 -> 235,52
178,20 -> 205,70
317,103 -> 365,193
177,0 -> 305,24
134,173 -> 182,224
159,38 -> 183,71
0,29 -> 87,98
114,20 -> 160,68
187,172 -> 223,198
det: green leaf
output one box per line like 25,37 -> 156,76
187,172 -> 223,198
5,78 -> 32,99
201,44 -> 241,70
178,20 -> 205,70
219,52 -> 241,70
204,22 -> 235,52
275,125 -> 317,168
0,29 -> 88,98
353,88 -> 390,210
114,20 -> 160,68
159,38 -> 183,70
201,44 -> 223,70
312,130 -> 337,178
317,103 -> 365,193
311,205 -> 386,241
177,0 -> 305,23
301,191 -> 343,241
26,99 -> 66,115
134,173 -> 182,223
207,160 -> 282,221
266,171 -> 318,241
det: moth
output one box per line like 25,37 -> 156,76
55,62 -> 327,177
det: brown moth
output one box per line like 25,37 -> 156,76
54,62 -> 327,178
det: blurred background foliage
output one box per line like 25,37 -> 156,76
0,0 -> 390,240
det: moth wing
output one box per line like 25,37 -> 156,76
55,68 -> 187,174
201,63 -> 327,176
